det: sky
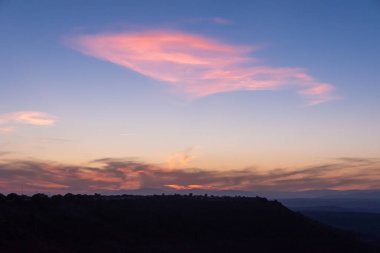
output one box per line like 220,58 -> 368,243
0,0 -> 379,193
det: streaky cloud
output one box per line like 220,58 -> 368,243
210,17 -> 234,25
0,111 -> 56,134
0,111 -> 56,126
0,157 -> 378,193
68,30 -> 336,105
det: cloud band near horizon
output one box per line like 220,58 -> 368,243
0,157 -> 378,194
68,30 -> 336,105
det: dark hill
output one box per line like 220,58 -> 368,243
0,193 -> 377,253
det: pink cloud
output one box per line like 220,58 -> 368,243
0,157 -> 379,193
68,30 -> 336,104
0,111 -> 56,131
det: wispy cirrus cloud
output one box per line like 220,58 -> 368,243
0,157 -> 378,193
185,17 -> 234,25
210,17 -> 234,25
0,111 -> 56,134
68,30 -> 336,105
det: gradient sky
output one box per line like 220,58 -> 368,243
0,0 -> 379,192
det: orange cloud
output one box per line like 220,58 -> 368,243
167,147 -> 195,168
164,184 -> 207,190
68,30 -> 336,104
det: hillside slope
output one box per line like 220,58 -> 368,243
0,194 -> 377,253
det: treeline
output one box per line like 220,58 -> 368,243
0,193 -> 378,253
0,192 -> 272,201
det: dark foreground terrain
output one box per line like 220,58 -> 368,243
0,194 -> 378,253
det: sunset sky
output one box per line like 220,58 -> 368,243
0,0 -> 379,193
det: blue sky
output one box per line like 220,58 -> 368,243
0,0 -> 379,192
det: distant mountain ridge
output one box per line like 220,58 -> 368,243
95,188 -> 380,213
95,188 -> 380,199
